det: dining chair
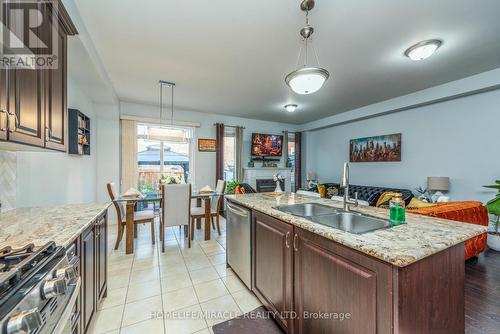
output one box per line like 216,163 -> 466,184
160,183 -> 192,251
190,180 -> 226,238
107,183 -> 156,250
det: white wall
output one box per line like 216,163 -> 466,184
120,101 -> 299,189
16,78 -> 98,207
303,84 -> 500,203
95,103 -> 120,203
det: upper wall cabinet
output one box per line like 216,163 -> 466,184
0,0 -> 77,151
0,67 -> 7,141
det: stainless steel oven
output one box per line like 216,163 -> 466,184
0,242 -> 81,334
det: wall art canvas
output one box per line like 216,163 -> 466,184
198,139 -> 217,152
350,133 -> 402,162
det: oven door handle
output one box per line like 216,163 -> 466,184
51,278 -> 81,334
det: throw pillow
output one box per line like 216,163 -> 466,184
367,191 -> 382,206
326,185 -> 339,198
317,184 -> 326,198
375,191 -> 402,208
407,198 -> 437,210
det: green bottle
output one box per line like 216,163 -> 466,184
389,194 -> 406,225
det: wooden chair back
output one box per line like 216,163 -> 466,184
107,182 -> 124,223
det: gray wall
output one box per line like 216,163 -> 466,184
303,88 -> 500,203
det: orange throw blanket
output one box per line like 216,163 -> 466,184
408,201 -> 489,260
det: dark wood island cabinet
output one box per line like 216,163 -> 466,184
66,210 -> 108,334
251,209 -> 465,334
253,211 -> 294,332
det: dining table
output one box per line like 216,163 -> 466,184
114,190 -> 221,254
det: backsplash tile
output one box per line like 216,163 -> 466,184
0,151 -> 16,212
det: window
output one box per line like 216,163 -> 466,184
136,123 -> 194,194
223,127 -> 236,181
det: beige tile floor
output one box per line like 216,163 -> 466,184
89,217 -> 262,334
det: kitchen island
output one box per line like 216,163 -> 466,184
0,203 -> 110,334
226,193 -> 486,334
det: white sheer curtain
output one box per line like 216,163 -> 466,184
121,119 -> 138,192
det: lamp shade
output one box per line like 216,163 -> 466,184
427,177 -> 449,191
285,67 -> 329,95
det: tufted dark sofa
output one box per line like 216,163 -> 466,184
307,183 -> 414,206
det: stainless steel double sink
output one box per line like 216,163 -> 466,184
275,203 -> 392,234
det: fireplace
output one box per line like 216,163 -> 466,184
256,179 -> 285,193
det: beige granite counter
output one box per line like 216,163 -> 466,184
226,193 -> 487,267
0,203 -> 111,249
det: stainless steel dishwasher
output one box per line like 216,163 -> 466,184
226,201 -> 252,289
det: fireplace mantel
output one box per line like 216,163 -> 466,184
243,167 -> 292,192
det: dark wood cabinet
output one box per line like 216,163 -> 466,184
5,0 -> 45,148
252,211 -> 294,333
78,211 -> 108,334
293,227 -> 393,334
81,225 -> 95,332
68,109 -> 91,155
96,215 -> 108,301
44,27 -> 68,151
0,0 -> 76,151
8,67 -> 46,147
249,209 -> 466,334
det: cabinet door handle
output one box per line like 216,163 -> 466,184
45,126 -> 52,141
8,111 -> 18,132
0,110 -> 6,131
293,234 -> 298,252
1,65 -> 8,131
285,231 -> 290,248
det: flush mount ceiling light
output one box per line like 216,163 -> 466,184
284,104 -> 298,113
404,39 -> 442,61
285,0 -> 329,95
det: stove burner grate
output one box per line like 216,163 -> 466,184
0,242 -> 58,302
0,244 -> 36,272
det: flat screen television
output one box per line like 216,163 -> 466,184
251,133 -> 283,157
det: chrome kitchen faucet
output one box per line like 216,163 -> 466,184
340,162 -> 359,211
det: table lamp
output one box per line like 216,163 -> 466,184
306,172 -> 316,188
427,177 -> 450,202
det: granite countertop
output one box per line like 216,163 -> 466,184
0,203 -> 111,249
226,193 -> 487,267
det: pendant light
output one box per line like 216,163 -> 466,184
285,0 -> 329,95
159,80 -> 175,125
147,80 -> 189,143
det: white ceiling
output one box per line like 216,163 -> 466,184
74,0 -> 500,124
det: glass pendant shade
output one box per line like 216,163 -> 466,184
405,40 -> 442,61
146,127 -> 190,143
285,67 -> 329,95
